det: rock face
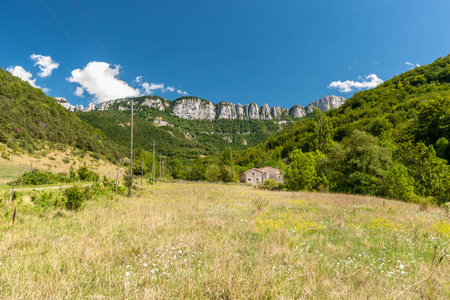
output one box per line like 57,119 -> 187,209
260,104 -> 272,120
245,103 -> 260,120
216,102 -> 237,120
172,97 -> 216,121
236,103 -> 246,120
55,95 -> 346,120
54,97 -> 74,111
289,104 -> 306,118
271,106 -> 289,119
97,99 -> 117,111
141,97 -> 169,111
306,95 -> 346,114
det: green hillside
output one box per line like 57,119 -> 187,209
76,97 -> 288,159
0,68 -> 125,160
235,54 -> 450,204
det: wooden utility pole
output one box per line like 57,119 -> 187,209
141,158 -> 144,186
152,140 -> 155,183
128,101 -> 134,197
159,153 -> 162,181
115,158 -> 121,191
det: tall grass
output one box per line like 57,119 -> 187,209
0,183 -> 448,298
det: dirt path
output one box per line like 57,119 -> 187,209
1,183 -> 93,192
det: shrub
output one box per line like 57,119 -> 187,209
260,179 -> 281,190
64,186 -> 85,211
11,170 -> 71,186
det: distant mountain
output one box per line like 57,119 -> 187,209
58,95 -> 345,159
56,95 -> 346,120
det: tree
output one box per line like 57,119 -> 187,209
325,130 -> 392,194
219,147 -> 236,182
285,150 -> 326,191
313,108 -> 333,153
379,164 -> 415,201
205,164 -> 220,182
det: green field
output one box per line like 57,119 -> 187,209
0,182 -> 449,298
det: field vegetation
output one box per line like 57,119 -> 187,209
0,182 -> 449,298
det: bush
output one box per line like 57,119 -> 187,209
259,179 -> 281,190
11,170 -> 71,186
64,186 -> 85,211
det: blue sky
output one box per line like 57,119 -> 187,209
1,0 -> 449,108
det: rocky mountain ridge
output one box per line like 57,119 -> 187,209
55,95 -> 346,121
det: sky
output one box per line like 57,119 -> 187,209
1,0 -> 450,108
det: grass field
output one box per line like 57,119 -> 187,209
0,143 -> 123,187
0,182 -> 449,298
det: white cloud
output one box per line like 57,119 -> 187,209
328,74 -> 384,93
135,76 -> 143,83
67,61 -> 141,103
140,82 -> 179,94
6,65 -> 49,93
30,54 -> 59,77
372,61 -> 379,65
74,86 -> 85,97
405,61 -> 420,69
177,89 -> 188,96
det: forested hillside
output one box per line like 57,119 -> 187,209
76,100 -> 286,159
236,55 -> 450,205
0,68 -> 125,160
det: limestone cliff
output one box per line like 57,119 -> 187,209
55,95 -> 345,121
306,95 -> 346,114
216,102 -> 237,120
172,97 -> 216,121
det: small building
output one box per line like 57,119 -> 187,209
240,166 -> 284,186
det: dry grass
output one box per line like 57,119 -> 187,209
0,182 -> 449,299
0,143 -> 122,186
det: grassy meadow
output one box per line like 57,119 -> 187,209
0,182 -> 449,299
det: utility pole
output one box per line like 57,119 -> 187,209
141,158 -> 144,186
115,158 -> 121,191
152,140 -> 155,183
159,153 -> 162,181
128,100 -> 133,197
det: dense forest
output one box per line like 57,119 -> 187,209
233,55 -> 450,205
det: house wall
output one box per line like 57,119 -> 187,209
241,170 -> 265,186
260,168 -> 284,184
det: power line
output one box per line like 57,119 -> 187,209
73,0 -> 110,62
41,0 -> 87,62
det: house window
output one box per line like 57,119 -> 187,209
248,179 -> 251,181
252,172 -> 254,175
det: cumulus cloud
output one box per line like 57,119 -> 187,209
6,65 -> 49,93
140,81 -> 179,94
30,54 -> 59,77
405,61 -> 420,69
67,61 -> 141,103
177,89 -> 188,96
74,86 -> 85,97
328,74 -> 384,93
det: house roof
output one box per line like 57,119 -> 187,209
239,168 -> 264,176
259,166 -> 281,173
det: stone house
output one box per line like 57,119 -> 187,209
239,167 -> 284,186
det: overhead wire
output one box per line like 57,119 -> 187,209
72,0 -> 110,62
40,0 -> 87,62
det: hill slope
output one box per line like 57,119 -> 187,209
0,68 -> 125,160
235,54 -> 450,204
